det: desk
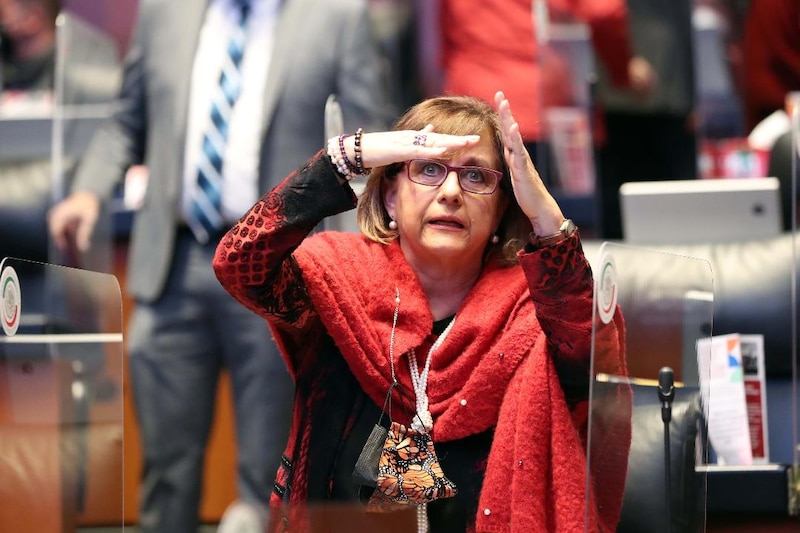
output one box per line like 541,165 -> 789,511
0,259 -> 125,530
700,377 -> 800,529
702,453 -> 800,530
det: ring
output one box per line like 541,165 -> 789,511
413,133 -> 427,146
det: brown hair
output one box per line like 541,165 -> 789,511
356,95 -> 530,265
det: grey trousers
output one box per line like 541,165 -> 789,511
128,233 -> 294,533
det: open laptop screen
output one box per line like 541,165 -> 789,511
619,177 -> 783,245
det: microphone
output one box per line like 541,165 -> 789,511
658,366 -> 675,423
657,366 -> 675,529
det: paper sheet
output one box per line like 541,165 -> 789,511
697,334 -> 753,465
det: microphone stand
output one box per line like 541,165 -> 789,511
658,367 -> 675,531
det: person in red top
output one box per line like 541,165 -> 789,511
415,0 -> 654,177
213,92 -> 630,532
743,0 -> 800,132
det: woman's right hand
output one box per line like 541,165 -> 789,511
335,125 -> 482,171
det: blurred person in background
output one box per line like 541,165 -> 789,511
0,0 -> 58,91
48,0 -> 388,532
0,0 -> 118,262
742,0 -> 800,133
413,0 -> 655,190
0,0 -> 59,262
596,0 -> 697,240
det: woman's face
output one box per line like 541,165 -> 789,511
383,134 -> 508,272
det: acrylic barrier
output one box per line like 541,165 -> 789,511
49,11 -> 123,275
585,243 -> 714,533
0,11 -> 121,272
52,10 -> 121,190
0,258 -> 124,532
789,90 -> 799,513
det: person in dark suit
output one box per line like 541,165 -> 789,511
0,0 -> 120,262
0,0 -> 59,90
47,1 -> 388,531
596,0 -> 698,240
0,0 -> 60,262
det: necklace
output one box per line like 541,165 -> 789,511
387,287 -> 456,433
407,316 -> 456,433
409,319 -> 456,533
388,287 -> 455,533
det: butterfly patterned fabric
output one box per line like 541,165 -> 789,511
367,421 -> 457,511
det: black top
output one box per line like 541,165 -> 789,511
1,48 -> 55,91
299,316 -> 493,532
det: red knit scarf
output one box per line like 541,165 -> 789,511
281,232 -> 628,532
294,233 -> 535,442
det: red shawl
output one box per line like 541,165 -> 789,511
271,232 -> 629,532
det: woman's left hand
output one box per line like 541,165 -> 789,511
494,91 -> 565,236
356,125 -> 481,170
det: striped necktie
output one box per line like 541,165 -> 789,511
187,0 -> 251,243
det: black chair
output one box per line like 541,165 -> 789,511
768,130 -> 798,231
616,384 -> 705,533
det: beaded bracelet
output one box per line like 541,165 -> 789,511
338,134 -> 359,175
326,130 -> 372,180
327,136 -> 355,180
353,128 -> 372,175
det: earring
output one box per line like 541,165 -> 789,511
491,234 -> 499,244
389,220 -> 398,230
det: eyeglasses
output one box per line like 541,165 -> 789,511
406,159 -> 503,195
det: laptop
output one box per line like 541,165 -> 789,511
620,177 -> 783,244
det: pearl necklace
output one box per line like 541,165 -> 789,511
388,288 -> 456,533
411,318 -> 455,533
407,316 -> 456,433
387,287 -> 457,433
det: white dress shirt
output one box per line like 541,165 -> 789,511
182,0 -> 281,223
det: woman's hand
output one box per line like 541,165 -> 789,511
334,125 -> 482,171
493,91 -> 565,236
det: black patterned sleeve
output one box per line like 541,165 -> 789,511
213,150 -> 357,334
517,233 -> 595,403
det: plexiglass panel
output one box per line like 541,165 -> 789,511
585,243 -> 713,532
0,257 -> 123,531
50,11 -> 121,274
789,90 -> 800,513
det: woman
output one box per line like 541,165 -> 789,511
213,92 -> 629,532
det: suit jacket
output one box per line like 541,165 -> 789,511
72,0 -> 387,302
